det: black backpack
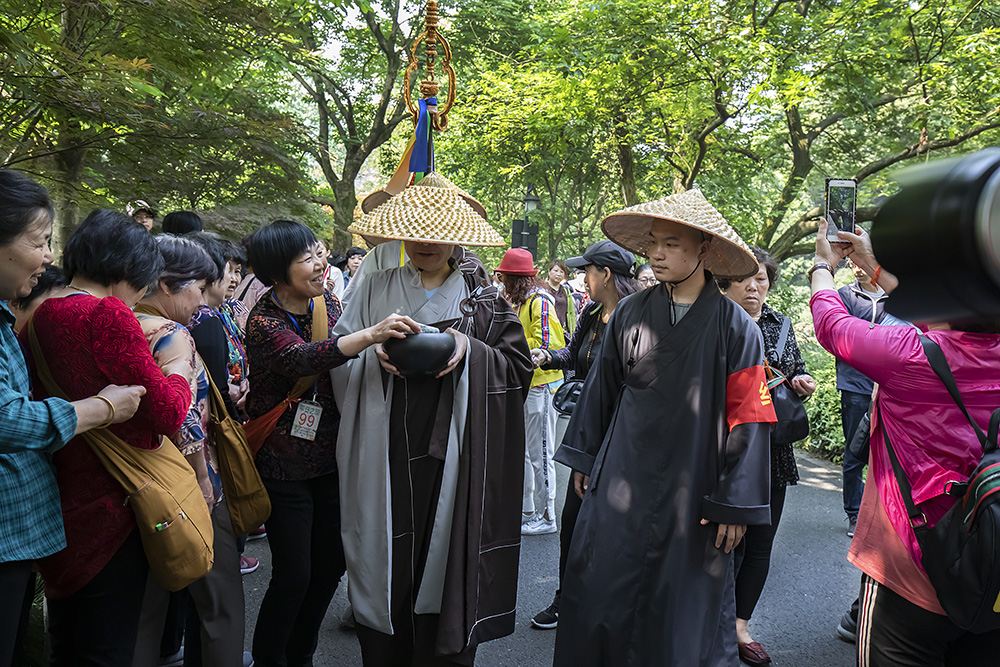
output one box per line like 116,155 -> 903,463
880,337 -> 1000,633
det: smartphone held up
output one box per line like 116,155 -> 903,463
825,178 -> 857,243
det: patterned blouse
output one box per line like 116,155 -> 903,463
245,290 -> 354,481
758,303 -> 808,487
136,311 -> 222,503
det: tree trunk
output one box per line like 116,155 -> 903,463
50,119 -> 88,252
325,180 -> 355,247
614,112 -> 638,206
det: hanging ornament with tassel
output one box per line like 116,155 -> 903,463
362,0 -> 456,213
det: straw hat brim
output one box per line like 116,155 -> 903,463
350,172 -> 505,247
601,190 -> 758,279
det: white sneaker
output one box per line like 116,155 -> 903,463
522,516 -> 557,535
521,512 -> 537,525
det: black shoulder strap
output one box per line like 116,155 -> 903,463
877,400 -> 928,528
775,316 -> 792,361
918,337 -> 988,451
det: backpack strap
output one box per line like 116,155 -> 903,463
989,409 -> 1000,452
775,315 -> 792,362
876,400 -> 928,529
919,337 -> 989,452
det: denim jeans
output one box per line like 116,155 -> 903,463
841,390 -> 871,520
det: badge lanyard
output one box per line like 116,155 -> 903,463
271,293 -> 323,441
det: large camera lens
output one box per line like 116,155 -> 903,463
872,148 -> 1000,323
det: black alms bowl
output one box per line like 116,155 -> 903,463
382,332 -> 456,377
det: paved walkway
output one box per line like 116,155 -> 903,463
242,451 -> 859,666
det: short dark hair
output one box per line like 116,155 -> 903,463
328,253 -> 346,270
162,210 -> 204,234
63,209 -> 164,290
248,220 -> 318,287
716,247 -> 776,290
346,246 -> 366,259
11,265 -> 66,311
222,239 -> 246,266
0,170 -> 54,245
548,259 -> 568,275
184,231 -> 226,282
154,235 -> 218,293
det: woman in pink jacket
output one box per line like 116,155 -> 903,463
810,219 -> 1000,666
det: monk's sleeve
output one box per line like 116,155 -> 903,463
466,304 -> 533,397
554,305 -> 625,475
702,313 -> 775,526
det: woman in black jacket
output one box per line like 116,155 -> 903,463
528,240 -> 638,630
718,247 -> 815,666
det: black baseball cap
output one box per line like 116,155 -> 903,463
565,240 -> 636,277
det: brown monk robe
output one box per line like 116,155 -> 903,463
334,249 -> 532,665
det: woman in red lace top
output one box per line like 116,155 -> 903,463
24,210 -> 192,666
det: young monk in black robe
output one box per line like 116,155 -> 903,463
332,174 -> 533,666
553,190 -> 776,667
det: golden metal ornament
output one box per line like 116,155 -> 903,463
403,0 -> 456,131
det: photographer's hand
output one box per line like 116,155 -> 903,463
839,225 -> 898,295
815,218 -> 854,268
812,219 -> 849,295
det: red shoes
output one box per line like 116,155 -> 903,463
738,641 -> 771,666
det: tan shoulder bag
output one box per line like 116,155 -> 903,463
199,361 -> 271,535
27,320 -> 214,592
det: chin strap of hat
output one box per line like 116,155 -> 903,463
665,259 -> 702,326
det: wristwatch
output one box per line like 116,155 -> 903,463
808,262 -> 835,280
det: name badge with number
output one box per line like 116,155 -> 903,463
290,400 -> 323,441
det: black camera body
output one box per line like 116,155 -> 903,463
872,147 -> 1000,324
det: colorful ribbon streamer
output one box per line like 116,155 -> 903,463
408,97 -> 437,181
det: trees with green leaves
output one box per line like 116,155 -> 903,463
440,0 -> 1000,262
1,0 -> 309,245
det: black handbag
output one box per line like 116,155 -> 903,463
553,379 -> 585,415
881,337 -> 1000,633
766,317 -> 809,445
848,408 -> 872,461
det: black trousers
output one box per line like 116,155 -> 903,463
842,391 -> 871,520
48,530 -> 148,667
0,560 -> 34,667
858,573 -> 1000,666
734,483 -> 788,620
252,474 -> 346,667
557,474 -> 583,595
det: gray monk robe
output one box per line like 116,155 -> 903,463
553,278 -> 776,667
333,251 -> 532,660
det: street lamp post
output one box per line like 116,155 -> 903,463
512,185 -> 540,258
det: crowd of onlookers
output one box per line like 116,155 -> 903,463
3,166 -> 999,667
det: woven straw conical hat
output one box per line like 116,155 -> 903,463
350,172 -> 504,247
361,172 -> 487,220
601,189 -> 758,279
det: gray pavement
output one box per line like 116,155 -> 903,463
242,451 -> 859,666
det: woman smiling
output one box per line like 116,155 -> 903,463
245,220 -> 416,667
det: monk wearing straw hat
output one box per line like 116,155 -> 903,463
332,172 -> 533,666
553,190 -> 777,667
